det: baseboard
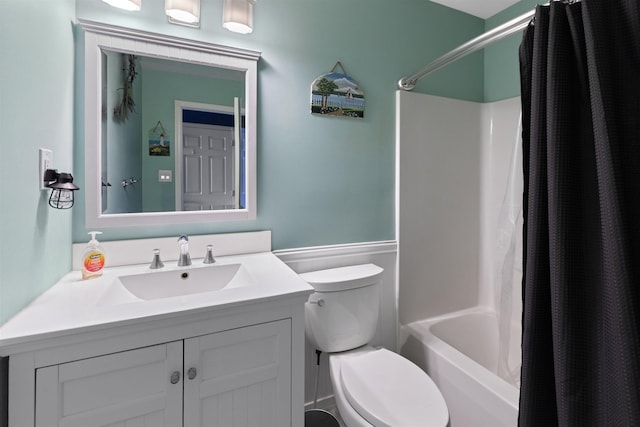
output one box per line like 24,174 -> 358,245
305,394 -> 337,412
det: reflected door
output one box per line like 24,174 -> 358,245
182,123 -> 235,211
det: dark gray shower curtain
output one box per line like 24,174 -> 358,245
518,1 -> 640,425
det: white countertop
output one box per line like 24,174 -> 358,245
0,251 -> 313,355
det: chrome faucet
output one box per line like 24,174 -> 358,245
177,235 -> 192,266
203,244 -> 216,264
149,248 -> 164,269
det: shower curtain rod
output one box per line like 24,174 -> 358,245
398,8 -> 535,90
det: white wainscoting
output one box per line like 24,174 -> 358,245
274,240 -> 398,406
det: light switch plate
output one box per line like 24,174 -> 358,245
158,170 -> 173,182
39,148 -> 53,190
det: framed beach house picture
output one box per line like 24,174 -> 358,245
311,62 -> 364,119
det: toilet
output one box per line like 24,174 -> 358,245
301,264 -> 449,427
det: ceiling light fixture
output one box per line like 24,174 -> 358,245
223,0 -> 255,34
101,0 -> 141,11
165,0 -> 200,26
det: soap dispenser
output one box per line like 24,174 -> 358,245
82,231 -> 105,280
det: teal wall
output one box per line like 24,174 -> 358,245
1,0 -> 533,325
0,0 -> 76,324
484,0 -> 539,101
73,0 -> 485,250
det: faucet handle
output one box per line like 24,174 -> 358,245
149,248 -> 164,269
203,245 -> 216,264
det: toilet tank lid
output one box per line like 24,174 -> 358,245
299,264 -> 383,292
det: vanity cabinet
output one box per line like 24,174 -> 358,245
1,243 -> 312,427
34,319 -> 291,427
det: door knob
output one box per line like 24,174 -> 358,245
170,371 -> 181,384
188,367 -> 197,380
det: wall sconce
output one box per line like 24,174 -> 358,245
165,0 -> 200,27
101,0 -> 141,11
44,169 -> 80,209
223,0 -> 255,34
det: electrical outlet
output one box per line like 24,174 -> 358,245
39,148 -> 53,190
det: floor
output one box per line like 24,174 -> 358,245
305,398 -> 345,426
327,404 -> 345,426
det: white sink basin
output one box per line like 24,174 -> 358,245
116,263 -> 250,301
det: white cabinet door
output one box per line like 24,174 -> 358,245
35,341 -> 183,427
183,319 -> 292,427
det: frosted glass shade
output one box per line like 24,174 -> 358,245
223,0 -> 254,34
165,0 -> 200,25
101,0 -> 141,11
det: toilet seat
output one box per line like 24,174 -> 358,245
339,348 -> 449,427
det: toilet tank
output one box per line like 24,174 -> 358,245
300,264 -> 384,353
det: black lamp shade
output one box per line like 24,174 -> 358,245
47,172 -> 79,191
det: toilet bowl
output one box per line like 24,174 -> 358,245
301,264 -> 449,427
330,346 -> 449,427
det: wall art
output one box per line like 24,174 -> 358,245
148,120 -> 170,156
310,61 -> 364,119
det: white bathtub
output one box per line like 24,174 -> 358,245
400,308 -> 520,427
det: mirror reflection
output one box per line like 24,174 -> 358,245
101,50 -> 246,215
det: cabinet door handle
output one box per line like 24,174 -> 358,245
170,371 -> 181,384
187,367 -> 197,380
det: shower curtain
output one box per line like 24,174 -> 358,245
519,0 -> 640,425
495,113 -> 523,387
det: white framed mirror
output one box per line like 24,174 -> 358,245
80,20 -> 260,227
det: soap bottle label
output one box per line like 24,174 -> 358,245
84,251 -> 105,273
